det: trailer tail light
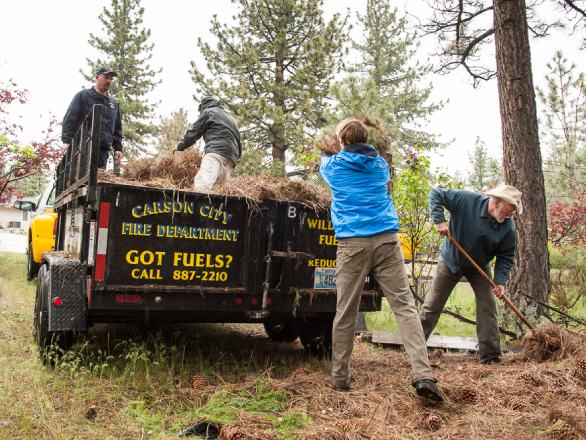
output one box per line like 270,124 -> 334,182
251,297 -> 258,305
360,299 -> 366,306
53,219 -> 58,239
115,294 -> 142,304
235,297 -> 243,305
267,298 -> 272,305
53,298 -> 63,306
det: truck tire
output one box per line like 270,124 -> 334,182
297,318 -> 334,356
33,265 -> 73,363
263,322 -> 299,342
27,241 -> 40,281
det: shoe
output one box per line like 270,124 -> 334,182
480,357 -> 501,365
414,380 -> 443,402
332,385 -> 350,392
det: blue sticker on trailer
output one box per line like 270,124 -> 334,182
314,267 -> 336,289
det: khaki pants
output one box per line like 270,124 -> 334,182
332,233 -> 436,387
193,153 -> 235,192
419,256 -> 502,361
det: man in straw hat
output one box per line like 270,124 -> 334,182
320,118 -> 443,401
420,185 -> 522,364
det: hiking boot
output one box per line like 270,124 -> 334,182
332,385 -> 351,392
480,357 -> 501,365
414,379 -> 443,402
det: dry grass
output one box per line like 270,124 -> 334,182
99,151 -> 332,211
1,251 -> 586,439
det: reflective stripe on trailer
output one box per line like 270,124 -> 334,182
94,202 -> 110,281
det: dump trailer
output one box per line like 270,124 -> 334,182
34,105 -> 383,359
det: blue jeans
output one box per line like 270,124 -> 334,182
98,148 -> 110,169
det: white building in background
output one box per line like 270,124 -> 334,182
0,196 -> 37,229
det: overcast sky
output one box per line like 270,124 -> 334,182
1,0 -> 583,177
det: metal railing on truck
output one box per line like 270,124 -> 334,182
52,105 -> 102,275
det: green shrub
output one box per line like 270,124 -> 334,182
549,245 -> 586,309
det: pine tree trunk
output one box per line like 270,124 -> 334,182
273,50 -> 286,163
493,0 -> 550,315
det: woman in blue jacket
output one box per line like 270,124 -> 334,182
320,118 -> 442,401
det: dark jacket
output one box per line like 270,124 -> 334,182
62,88 -> 123,152
428,188 -> 516,286
320,143 -> 400,238
176,97 -> 242,166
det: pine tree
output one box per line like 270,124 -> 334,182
330,0 -> 445,156
16,173 -> 51,198
154,108 -> 191,154
190,0 -> 349,171
537,51 -> 586,199
83,0 -> 161,159
467,137 -> 504,192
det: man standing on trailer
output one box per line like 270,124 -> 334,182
62,66 -> 123,169
420,185 -> 521,364
320,118 -> 443,401
174,96 -> 242,192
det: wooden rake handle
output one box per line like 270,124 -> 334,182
448,236 -> 534,330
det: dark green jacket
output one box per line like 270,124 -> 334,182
176,97 -> 241,166
428,188 -> 516,286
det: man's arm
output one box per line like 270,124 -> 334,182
62,92 -> 84,146
493,228 -> 517,287
176,111 -> 209,151
428,188 -> 467,224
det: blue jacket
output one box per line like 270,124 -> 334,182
62,88 -> 123,152
428,188 -> 516,286
320,143 -> 400,238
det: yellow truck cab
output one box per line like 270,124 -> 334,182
14,183 -> 57,280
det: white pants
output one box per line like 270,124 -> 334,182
193,153 -> 235,192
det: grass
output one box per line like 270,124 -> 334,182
0,251 -> 326,439
1,251 -> 585,439
366,283 -> 479,338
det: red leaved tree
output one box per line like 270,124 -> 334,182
0,78 -> 61,204
549,190 -> 586,247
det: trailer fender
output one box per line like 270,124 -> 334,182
42,253 -> 88,332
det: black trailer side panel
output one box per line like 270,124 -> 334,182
94,183 -> 260,291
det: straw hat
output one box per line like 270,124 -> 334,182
484,185 -> 523,214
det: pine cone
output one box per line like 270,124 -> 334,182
575,358 -> 586,376
290,368 -> 310,379
460,387 -> 477,403
547,337 -> 561,352
556,431 -> 578,440
219,424 -> 246,440
341,408 -> 362,419
425,415 -> 441,431
473,368 -> 493,380
508,398 -> 525,411
551,377 -> 566,388
518,372 -> 540,386
550,419 -> 571,433
429,349 -> 444,361
335,418 -> 363,432
190,375 -> 205,390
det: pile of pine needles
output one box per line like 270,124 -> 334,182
98,150 -> 331,211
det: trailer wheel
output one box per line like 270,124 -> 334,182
297,318 -> 334,356
263,322 -> 299,342
33,265 -> 73,363
27,241 -> 40,281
